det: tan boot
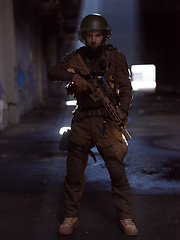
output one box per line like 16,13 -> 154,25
119,219 -> 138,236
58,217 -> 78,235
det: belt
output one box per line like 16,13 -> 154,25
73,108 -> 108,118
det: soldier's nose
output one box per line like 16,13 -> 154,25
92,36 -> 96,42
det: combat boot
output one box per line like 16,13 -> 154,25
58,217 -> 78,235
119,219 -> 138,236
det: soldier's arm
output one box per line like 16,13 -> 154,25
115,51 -> 133,118
47,51 -> 76,82
48,52 -> 92,93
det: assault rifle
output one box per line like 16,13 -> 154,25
68,54 -> 131,141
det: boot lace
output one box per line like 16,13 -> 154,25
64,218 -> 75,225
121,219 -> 134,226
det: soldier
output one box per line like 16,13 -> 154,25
48,13 -> 138,236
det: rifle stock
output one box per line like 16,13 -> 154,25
68,54 -> 131,141
69,54 -> 90,75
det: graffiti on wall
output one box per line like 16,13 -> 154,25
16,65 -> 27,92
15,63 -> 37,99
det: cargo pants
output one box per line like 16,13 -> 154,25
64,115 -> 132,220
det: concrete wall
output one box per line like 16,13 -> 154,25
0,0 -> 45,130
13,0 -> 44,116
0,0 -> 80,131
0,0 -> 17,130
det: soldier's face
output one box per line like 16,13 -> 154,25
86,30 -> 104,48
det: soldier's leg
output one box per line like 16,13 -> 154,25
97,136 -> 132,220
92,117 -> 131,219
59,116 -> 94,235
94,117 -> 138,235
64,148 -> 88,217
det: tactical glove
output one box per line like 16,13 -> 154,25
116,106 -> 128,126
72,74 -> 94,93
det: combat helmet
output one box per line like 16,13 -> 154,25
78,13 -> 111,44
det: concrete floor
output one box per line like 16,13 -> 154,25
0,90 -> 180,240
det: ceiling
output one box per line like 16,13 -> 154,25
15,0 -> 82,35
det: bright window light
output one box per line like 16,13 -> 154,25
59,127 -> 71,135
66,100 -> 77,106
131,64 -> 156,91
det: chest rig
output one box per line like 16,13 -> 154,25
86,45 -> 115,84
82,44 -> 119,107
73,45 -> 121,142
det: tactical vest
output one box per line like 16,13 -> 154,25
75,44 -> 119,106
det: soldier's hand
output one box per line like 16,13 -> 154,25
72,74 -> 94,93
116,106 -> 128,126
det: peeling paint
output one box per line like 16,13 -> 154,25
15,64 -> 37,98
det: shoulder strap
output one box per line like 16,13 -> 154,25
102,45 -> 112,76
103,45 -> 119,95
103,44 -> 118,72
106,43 -> 118,51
